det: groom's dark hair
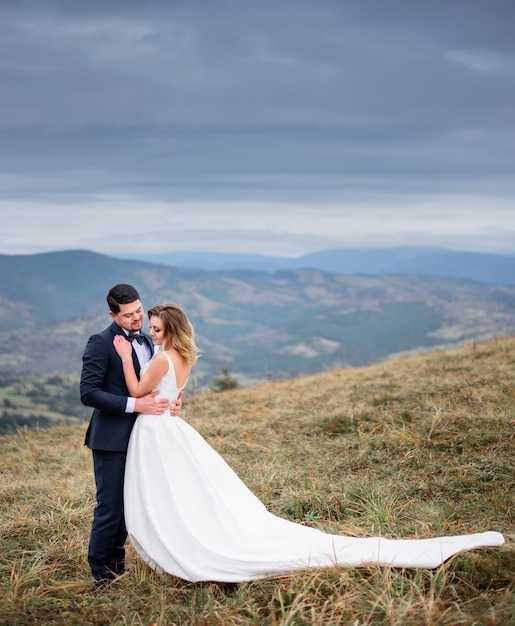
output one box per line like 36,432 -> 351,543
107,284 -> 141,314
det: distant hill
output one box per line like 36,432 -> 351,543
116,247 -> 515,285
1,250 -> 515,385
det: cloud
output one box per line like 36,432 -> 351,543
1,194 -> 513,257
0,1 -> 514,256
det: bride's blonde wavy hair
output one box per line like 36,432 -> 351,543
147,303 -> 198,365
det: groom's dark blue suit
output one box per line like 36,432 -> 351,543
80,321 -> 153,584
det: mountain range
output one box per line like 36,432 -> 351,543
1,248 -> 514,387
116,246 -> 515,285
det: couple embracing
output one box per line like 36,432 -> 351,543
80,284 -> 504,590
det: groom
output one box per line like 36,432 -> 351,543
80,283 -> 183,589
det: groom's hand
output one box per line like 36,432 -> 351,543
170,390 -> 183,416
135,391 -> 170,415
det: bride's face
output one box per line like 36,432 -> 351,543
148,315 -> 166,346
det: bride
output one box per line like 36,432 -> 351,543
113,303 -> 504,583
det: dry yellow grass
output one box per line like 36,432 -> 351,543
0,336 -> 514,625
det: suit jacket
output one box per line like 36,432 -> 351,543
80,321 -> 153,452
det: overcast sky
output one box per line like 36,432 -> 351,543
1,0 -> 514,258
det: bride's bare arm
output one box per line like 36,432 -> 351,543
113,335 -> 168,397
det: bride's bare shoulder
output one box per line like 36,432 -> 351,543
165,349 -> 190,386
147,351 -> 169,372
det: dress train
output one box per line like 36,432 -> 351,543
124,354 -> 504,583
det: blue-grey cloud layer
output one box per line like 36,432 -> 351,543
1,0 -> 514,254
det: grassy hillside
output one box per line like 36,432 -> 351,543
0,336 -> 514,625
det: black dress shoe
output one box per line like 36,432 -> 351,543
91,578 -> 113,592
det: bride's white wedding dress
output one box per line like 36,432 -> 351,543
124,354 -> 504,583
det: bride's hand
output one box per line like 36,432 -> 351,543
113,335 -> 133,360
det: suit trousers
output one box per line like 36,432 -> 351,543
88,450 -> 128,582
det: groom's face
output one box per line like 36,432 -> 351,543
110,299 -> 145,332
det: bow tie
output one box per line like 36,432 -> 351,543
127,332 -> 145,345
